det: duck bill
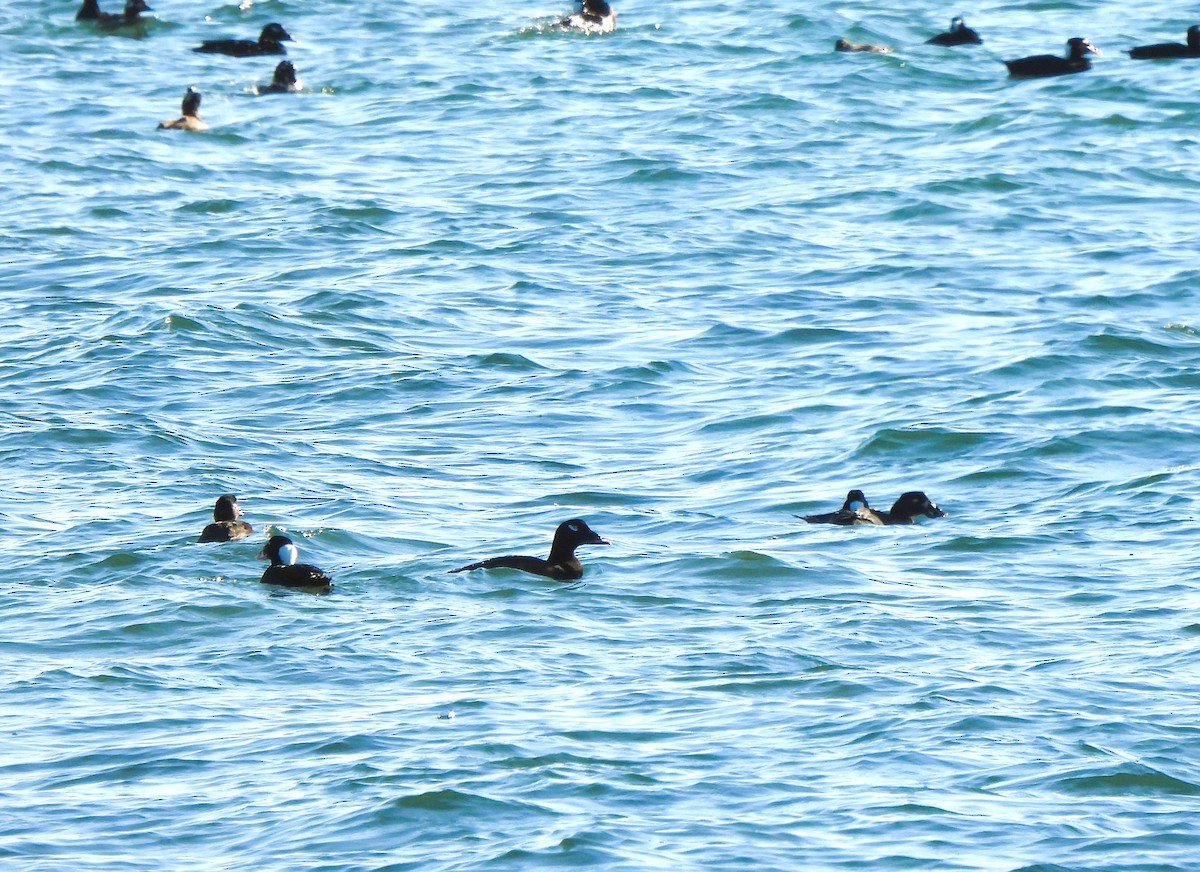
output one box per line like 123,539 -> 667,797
256,546 -> 269,560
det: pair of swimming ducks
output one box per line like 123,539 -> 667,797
79,0 -> 295,52
1007,27 -> 1200,75
157,61 -> 300,130
200,487 -> 946,593
839,17 -> 1200,78
800,490 -> 947,526
76,0 -> 151,29
198,494 -> 332,591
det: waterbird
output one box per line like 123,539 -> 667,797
257,535 -> 332,592
450,519 -> 609,581
800,490 -> 871,524
558,0 -> 616,34
158,87 -> 208,131
806,492 -> 947,526
1005,37 -> 1099,78
1127,26 -> 1200,59
927,16 -> 982,46
194,22 -> 292,57
198,494 -> 253,542
835,38 -> 892,53
256,61 -> 301,94
76,0 -> 151,28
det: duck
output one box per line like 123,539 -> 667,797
558,0 -> 616,34
835,38 -> 892,53
257,535 -> 332,591
198,494 -> 253,542
1127,26 -> 1200,59
158,87 -> 208,131
1005,37 -> 1099,78
927,16 -> 982,46
77,0 -> 151,28
256,61 -> 301,94
800,489 -> 871,524
450,519 -> 609,581
829,491 -> 947,526
193,22 -> 293,57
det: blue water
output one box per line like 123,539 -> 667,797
3,0 -> 1200,869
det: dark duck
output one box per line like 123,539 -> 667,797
194,22 -> 293,57
1005,37 -> 1099,78
801,489 -> 871,524
1127,26 -> 1200,59
450,519 -> 609,581
198,494 -> 253,542
927,16 -> 982,46
158,87 -> 208,131
76,0 -> 151,28
256,61 -> 301,94
257,535 -> 332,592
558,0 -> 616,34
806,492 -> 946,526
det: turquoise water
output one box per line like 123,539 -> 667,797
3,0 -> 1200,869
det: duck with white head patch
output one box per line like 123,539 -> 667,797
257,535 -> 332,592
801,489 -> 871,524
927,16 -> 982,46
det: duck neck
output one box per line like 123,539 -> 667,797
548,535 -> 578,564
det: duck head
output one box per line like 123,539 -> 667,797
258,534 -> 300,566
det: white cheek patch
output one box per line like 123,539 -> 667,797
847,501 -> 865,512
279,543 -> 299,566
